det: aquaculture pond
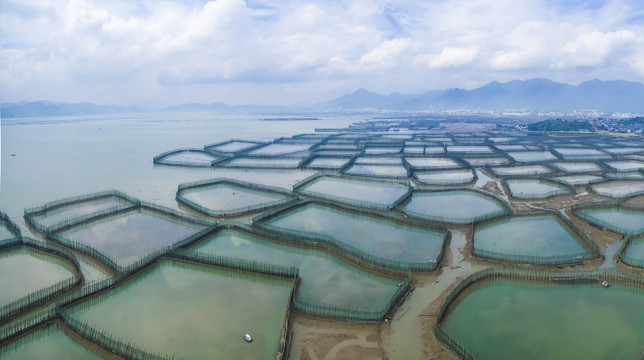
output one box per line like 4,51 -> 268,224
461,157 -> 510,166
189,229 -> 402,310
221,157 -> 304,168
354,156 -> 403,165
0,324 -> 103,359
305,157 -> 351,169
473,215 -> 593,262
206,140 -> 262,153
404,157 -> 462,169
573,207 -> 644,236
440,277 -> 644,360
296,176 -> 409,209
27,195 -> 133,229
590,180 -> 644,197
259,203 -> 445,268
57,208 -> 206,267
66,259 -> 292,360
446,145 -> 494,154
604,160 -> 644,172
156,150 -> 221,166
622,236 -> 644,267
549,161 -> 603,173
490,165 -> 553,176
399,190 -> 507,224
179,182 -> 292,216
0,246 -> 76,307
0,223 -> 17,241
552,174 -> 604,186
506,151 -> 557,162
552,147 -> 609,160
343,164 -> 409,178
505,179 -> 572,198
246,143 -> 312,155
413,169 -> 476,185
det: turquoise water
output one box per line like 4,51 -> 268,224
59,208 -> 205,266
0,324 -> 103,359
441,278 -> 644,360
0,246 -> 76,306
575,207 -> 644,235
190,229 -> 401,309
473,215 -> 591,260
624,236 -> 644,265
400,190 -> 506,224
180,183 -> 290,215
261,203 -> 445,266
553,147 -> 607,158
28,196 -> 132,229
297,176 -> 409,208
67,259 -> 292,359
505,179 -> 572,198
413,169 -> 475,184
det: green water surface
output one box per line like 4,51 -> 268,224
0,247 -> 76,307
190,229 -> 401,309
0,324 -> 102,359
261,203 -> 445,266
400,190 -> 506,224
67,259 -> 292,360
441,278 -> 644,360
29,196 -> 132,229
473,215 -> 591,260
505,179 -> 571,198
575,207 -> 644,235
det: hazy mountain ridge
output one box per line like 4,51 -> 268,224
3,79 -> 644,118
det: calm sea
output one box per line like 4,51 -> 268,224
1,112 -> 360,233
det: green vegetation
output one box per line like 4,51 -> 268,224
527,118 -> 604,132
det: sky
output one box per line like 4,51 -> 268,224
1,0 -> 644,106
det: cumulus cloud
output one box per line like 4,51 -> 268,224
1,0 -> 644,105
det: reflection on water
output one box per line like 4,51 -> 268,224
59,208 -> 205,266
401,190 -> 506,223
191,229 -> 401,309
67,259 -> 291,360
263,203 -> 445,264
298,176 -> 409,208
182,183 -> 289,212
0,247 -> 76,306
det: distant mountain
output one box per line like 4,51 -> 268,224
311,88 -> 419,110
1,101 -> 140,118
4,78 -> 643,117
316,79 -> 644,113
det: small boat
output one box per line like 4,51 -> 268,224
601,280 -> 610,288
244,334 -> 253,343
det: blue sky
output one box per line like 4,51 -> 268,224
1,0 -> 643,105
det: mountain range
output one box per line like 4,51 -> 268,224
3,78 -> 644,118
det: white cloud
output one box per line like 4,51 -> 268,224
427,47 -> 479,69
1,0 -> 644,105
